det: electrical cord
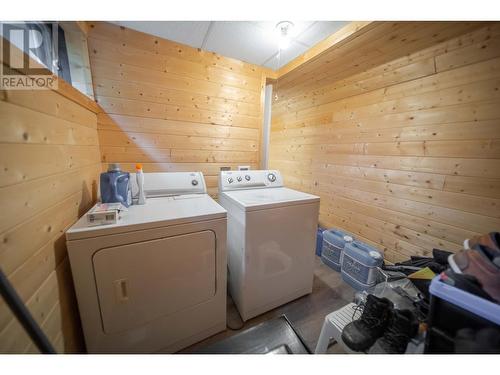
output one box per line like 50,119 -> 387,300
0,267 -> 56,353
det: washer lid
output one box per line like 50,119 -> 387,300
221,187 -> 319,211
66,194 -> 226,240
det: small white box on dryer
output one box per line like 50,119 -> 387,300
86,203 -> 125,226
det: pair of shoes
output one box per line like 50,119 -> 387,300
448,232 -> 500,303
341,294 -> 418,354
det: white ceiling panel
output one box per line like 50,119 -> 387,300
110,21 -> 350,69
252,21 -> 315,44
203,21 -> 278,66
113,21 -> 211,48
295,21 -> 349,46
263,41 -> 310,69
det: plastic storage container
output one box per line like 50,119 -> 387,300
424,276 -> 500,353
341,240 -> 383,290
100,163 -> 132,207
315,227 -> 325,256
321,229 -> 353,271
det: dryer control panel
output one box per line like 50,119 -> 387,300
219,170 -> 284,192
130,172 -> 207,198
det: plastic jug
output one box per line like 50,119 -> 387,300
100,163 -> 132,207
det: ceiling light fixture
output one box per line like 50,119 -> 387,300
275,21 -> 294,50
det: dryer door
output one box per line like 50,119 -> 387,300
92,230 -> 216,334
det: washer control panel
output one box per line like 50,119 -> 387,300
219,170 -> 283,192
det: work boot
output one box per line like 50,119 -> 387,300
341,294 -> 393,352
368,309 -> 418,354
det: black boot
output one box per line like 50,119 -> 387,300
341,294 -> 393,352
368,309 -> 418,354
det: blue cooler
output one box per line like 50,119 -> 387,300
341,241 -> 383,290
321,229 -> 353,271
316,227 -> 325,256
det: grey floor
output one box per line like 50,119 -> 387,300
183,256 -> 355,354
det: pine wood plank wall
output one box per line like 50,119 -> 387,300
87,22 -> 268,197
0,87 -> 101,352
269,23 -> 500,263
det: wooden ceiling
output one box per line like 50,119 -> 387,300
273,21 -> 488,101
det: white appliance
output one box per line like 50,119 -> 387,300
218,170 -> 320,321
66,172 -> 227,353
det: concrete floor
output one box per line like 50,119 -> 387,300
183,256 -> 356,353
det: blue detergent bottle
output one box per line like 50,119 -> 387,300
100,163 -> 132,207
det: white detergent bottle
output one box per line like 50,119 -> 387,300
135,163 -> 146,205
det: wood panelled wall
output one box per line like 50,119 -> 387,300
270,23 -> 500,263
87,22 -> 268,196
0,81 -> 101,352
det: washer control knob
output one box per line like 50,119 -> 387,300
191,179 -> 198,186
245,175 -> 251,181
267,173 -> 276,182
237,176 -> 242,182
228,177 -> 233,183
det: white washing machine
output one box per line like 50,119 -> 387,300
66,172 -> 227,353
218,170 -> 320,321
